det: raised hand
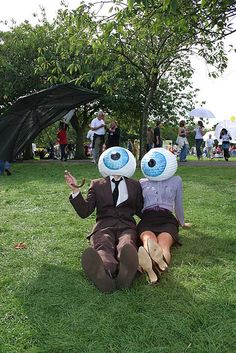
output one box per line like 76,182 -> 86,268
64,170 -> 80,193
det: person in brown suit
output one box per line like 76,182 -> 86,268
65,147 -> 143,293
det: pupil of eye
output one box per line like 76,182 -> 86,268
148,159 -> 156,167
111,153 -> 121,160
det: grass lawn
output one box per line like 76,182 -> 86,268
0,161 -> 235,353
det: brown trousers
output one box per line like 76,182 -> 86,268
90,226 -> 137,276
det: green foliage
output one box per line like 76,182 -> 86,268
0,0 -> 235,158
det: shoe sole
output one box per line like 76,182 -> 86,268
147,239 -> 168,272
138,247 -> 158,284
81,248 -> 116,293
116,244 -> 138,289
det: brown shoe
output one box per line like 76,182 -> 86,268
138,246 -> 159,284
147,239 -> 168,272
116,244 -> 138,289
81,248 -> 116,293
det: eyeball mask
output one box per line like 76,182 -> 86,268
141,148 -> 177,181
98,147 -> 136,178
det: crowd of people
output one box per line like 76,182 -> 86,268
175,120 -> 234,162
17,112 -> 235,164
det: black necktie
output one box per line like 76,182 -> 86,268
112,178 -> 122,206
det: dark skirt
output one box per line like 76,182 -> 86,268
137,210 -> 180,243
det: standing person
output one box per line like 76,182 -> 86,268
137,148 -> 191,284
106,121 -> 120,148
127,139 -> 134,153
194,120 -> 205,160
146,127 -> 154,152
133,139 -> 140,161
57,122 -> 68,161
220,128 -> 232,161
154,121 -> 162,148
65,147 -> 143,293
86,129 -> 95,162
177,120 -> 189,162
205,134 -> 215,159
91,111 -> 106,164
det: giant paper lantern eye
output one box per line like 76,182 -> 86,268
98,147 -> 136,177
141,148 -> 177,181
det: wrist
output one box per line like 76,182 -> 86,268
72,188 -> 80,194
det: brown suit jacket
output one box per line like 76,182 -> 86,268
70,176 -> 143,238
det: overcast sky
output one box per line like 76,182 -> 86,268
1,0 -> 236,126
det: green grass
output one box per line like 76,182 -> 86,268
0,161 -> 235,353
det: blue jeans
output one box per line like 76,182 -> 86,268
195,139 -> 203,159
179,144 -> 187,161
60,144 -> 67,161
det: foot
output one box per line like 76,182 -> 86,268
5,169 -> 12,176
116,244 -> 138,289
147,239 -> 168,272
81,248 -> 116,293
138,247 -> 158,284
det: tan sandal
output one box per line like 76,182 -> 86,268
138,246 -> 158,284
147,239 -> 168,272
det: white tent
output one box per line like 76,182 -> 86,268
214,120 -> 236,141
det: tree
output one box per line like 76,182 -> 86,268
92,0 -> 231,156
0,22 -> 49,113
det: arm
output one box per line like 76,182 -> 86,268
70,181 -> 96,218
135,183 -> 144,219
91,124 -> 105,131
91,119 -> 105,131
175,177 -> 192,228
65,172 -> 96,218
174,177 -> 185,226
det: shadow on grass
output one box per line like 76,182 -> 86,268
16,258 -> 235,353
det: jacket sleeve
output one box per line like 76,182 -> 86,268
69,181 -> 96,218
135,182 -> 144,219
175,177 -> 185,226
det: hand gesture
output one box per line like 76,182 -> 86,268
64,170 -> 80,193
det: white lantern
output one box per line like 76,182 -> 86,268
141,148 -> 177,181
98,147 -> 136,178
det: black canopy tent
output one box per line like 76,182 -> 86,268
0,83 -> 101,161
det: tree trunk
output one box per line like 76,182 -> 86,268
140,79 -> 158,158
70,106 -> 90,159
23,142 -> 34,160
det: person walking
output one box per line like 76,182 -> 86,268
194,120 -> 205,160
220,128 -> 232,161
90,111 -> 106,164
57,122 -> 68,161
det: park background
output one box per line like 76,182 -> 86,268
0,1 -> 236,353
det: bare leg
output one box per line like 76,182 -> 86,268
140,231 -> 167,272
140,231 -> 157,251
157,232 -> 175,265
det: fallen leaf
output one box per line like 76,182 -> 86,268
14,242 -> 27,249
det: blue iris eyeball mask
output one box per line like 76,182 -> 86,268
141,148 -> 177,181
98,147 -> 136,177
